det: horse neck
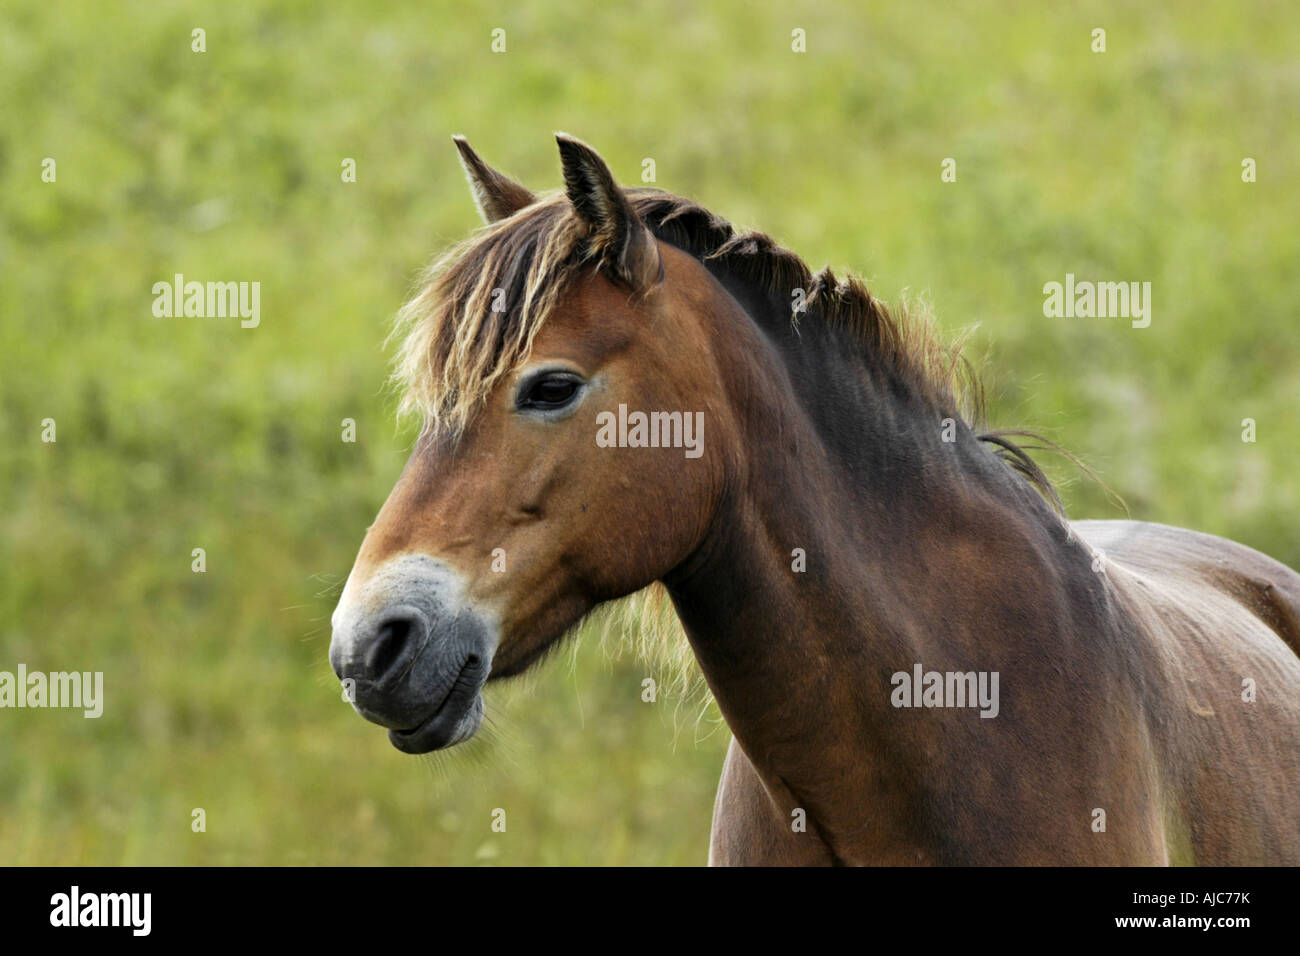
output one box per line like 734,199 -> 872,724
662,268 -> 1101,836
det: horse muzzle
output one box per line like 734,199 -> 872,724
329,554 -> 496,753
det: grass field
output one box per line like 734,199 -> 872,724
1,1 -> 1296,864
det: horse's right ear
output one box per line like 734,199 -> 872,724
452,136 -> 537,224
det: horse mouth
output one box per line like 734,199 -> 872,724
387,655 -> 487,754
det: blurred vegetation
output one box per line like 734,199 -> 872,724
0,0 -> 1296,864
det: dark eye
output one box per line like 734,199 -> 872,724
517,373 -> 583,411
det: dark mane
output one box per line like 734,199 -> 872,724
392,187 -> 1064,511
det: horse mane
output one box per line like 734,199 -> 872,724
391,187 -> 1077,709
391,186 -> 1063,510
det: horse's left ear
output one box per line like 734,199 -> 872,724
555,133 -> 663,292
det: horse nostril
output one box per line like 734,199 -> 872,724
365,616 -> 415,681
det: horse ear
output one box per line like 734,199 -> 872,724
554,132 -> 663,292
452,136 -> 537,223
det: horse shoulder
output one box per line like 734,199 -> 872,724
709,738 -> 836,866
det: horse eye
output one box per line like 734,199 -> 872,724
519,375 -> 582,410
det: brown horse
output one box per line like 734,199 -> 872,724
329,134 -> 1300,865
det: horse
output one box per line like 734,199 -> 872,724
329,133 -> 1300,865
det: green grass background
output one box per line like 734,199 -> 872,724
1,0 -> 1296,864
